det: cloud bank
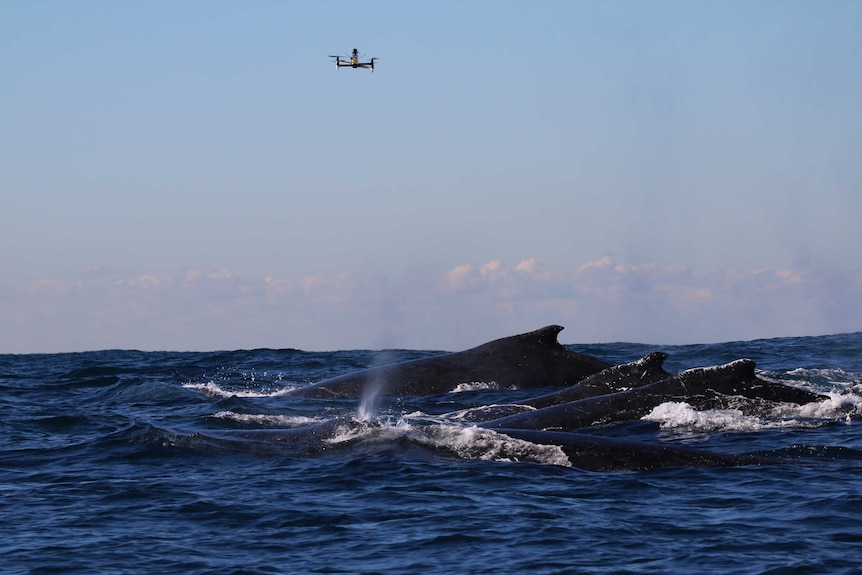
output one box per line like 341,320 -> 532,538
2,257 -> 860,353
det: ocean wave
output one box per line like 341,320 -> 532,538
643,396 -> 858,432
412,423 -> 572,466
451,381 -> 501,393
211,411 -> 325,427
183,380 -> 298,398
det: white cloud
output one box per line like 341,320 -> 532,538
184,268 -> 236,284
264,275 -> 295,293
24,278 -> 83,296
479,260 -> 505,281
439,264 -> 475,292
2,259 -> 861,353
575,256 -> 614,274
515,258 -> 538,273
115,274 -> 173,290
302,273 -> 354,305
776,269 -> 809,285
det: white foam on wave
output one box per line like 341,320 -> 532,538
445,404 -> 535,421
322,419 -> 385,445
451,381 -> 500,393
211,411 -> 323,426
415,424 -> 572,467
320,418 -> 428,448
304,415 -> 571,466
785,367 -> 858,383
765,367 -> 862,395
643,402 -> 763,431
643,397 -> 859,431
769,392 -> 862,420
183,381 -> 298,398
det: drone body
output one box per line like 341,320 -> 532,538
329,48 -> 377,72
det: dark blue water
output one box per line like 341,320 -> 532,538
3,333 -> 861,574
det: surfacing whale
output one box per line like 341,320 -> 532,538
443,352 -> 673,423
192,325 -> 839,471
481,359 -> 828,432
288,325 -> 611,399
523,351 -> 672,409
492,428 -> 789,471
183,416 -> 789,471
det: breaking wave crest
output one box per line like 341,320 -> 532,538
183,380 -> 297,398
414,424 -> 571,466
451,381 -> 501,393
211,411 -> 324,427
644,393 -> 861,431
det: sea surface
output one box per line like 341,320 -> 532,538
3,332 -> 861,575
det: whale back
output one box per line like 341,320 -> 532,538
289,325 -> 612,398
524,351 -> 671,408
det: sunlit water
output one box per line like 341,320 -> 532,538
2,333 -> 861,574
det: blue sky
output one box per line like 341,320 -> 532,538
2,1 -> 861,353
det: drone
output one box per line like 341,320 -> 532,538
328,48 -> 377,72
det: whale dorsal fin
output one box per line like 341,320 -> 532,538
472,325 -> 566,353
533,325 -> 564,346
640,351 -> 669,367
680,358 -> 757,380
726,358 -> 756,379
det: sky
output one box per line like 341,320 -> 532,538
2,1 -> 861,353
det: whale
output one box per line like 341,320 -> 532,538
522,351 -> 672,409
288,325 -> 612,399
481,359 -> 827,431
441,352 -> 673,423
187,416 -> 791,471
492,428 -> 788,471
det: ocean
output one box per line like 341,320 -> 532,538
2,332 -> 861,575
